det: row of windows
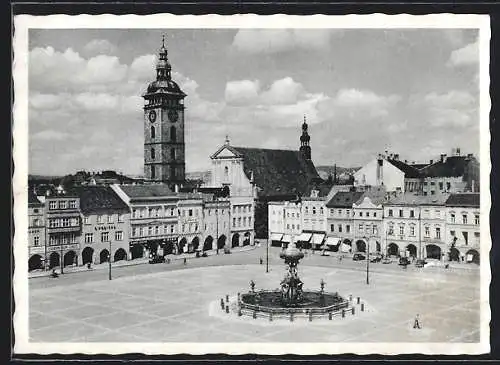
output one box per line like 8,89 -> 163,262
146,98 -> 182,107
233,216 -> 252,228
450,230 -> 480,245
358,224 -> 379,235
84,231 -> 123,243
388,224 -> 422,238
48,200 -> 77,210
84,214 -> 125,225
449,213 -> 480,225
132,224 -> 177,237
48,234 -> 78,245
329,209 -> 351,217
204,222 -> 228,231
233,205 -> 252,215
387,209 -> 415,218
331,224 -> 351,234
286,224 -> 300,230
132,207 -> 177,219
48,218 -> 79,228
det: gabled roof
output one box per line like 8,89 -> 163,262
386,158 -> 421,178
326,191 -> 364,208
118,184 -> 176,199
210,144 -> 243,159
420,156 -> 477,178
445,193 -> 480,207
231,146 -> 320,197
68,186 -> 129,214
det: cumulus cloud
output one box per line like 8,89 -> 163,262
83,39 -> 117,56
447,39 -> 479,67
225,80 -> 260,105
410,90 -> 477,128
231,29 -> 338,54
260,77 -> 303,105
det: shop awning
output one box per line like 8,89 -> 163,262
311,233 -> 325,245
340,243 -> 351,253
270,233 -> 283,241
281,234 -> 291,243
297,233 -> 312,242
325,237 -> 341,246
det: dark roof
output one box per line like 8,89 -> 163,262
68,186 -> 129,214
119,184 -> 175,199
386,192 -> 450,206
232,147 -> 320,197
326,191 -> 364,208
420,156 -> 476,178
445,193 -> 480,207
411,163 -> 428,170
387,159 -> 421,178
28,189 -> 42,205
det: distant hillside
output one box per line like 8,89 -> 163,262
186,170 -> 211,184
316,165 -> 361,180
28,175 -> 63,185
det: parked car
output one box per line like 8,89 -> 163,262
399,257 -> 410,266
149,255 -> 165,264
415,259 -> 427,268
382,258 -> 392,264
353,253 -> 366,261
370,255 -> 382,263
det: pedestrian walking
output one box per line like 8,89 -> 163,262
183,257 -> 187,265
413,314 -> 421,329
259,257 -> 263,265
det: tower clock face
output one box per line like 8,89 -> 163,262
168,109 -> 179,122
148,110 -> 157,123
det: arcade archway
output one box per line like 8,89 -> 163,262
355,239 -> 366,253
203,236 -> 213,251
191,237 -> 200,252
243,232 -> 251,246
114,248 -> 127,262
82,247 -> 94,265
29,254 -> 43,271
99,249 -> 110,264
426,244 -> 441,260
178,238 -> 188,254
63,250 -> 77,267
232,233 -> 240,248
406,244 -> 417,258
466,249 -> 480,265
388,243 -> 399,256
130,244 -> 144,259
49,252 -> 60,269
217,235 -> 226,249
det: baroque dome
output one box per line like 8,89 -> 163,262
146,79 -> 182,94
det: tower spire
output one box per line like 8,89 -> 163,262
300,115 -> 311,160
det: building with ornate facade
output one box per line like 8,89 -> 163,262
143,37 -> 186,188
352,187 -> 386,254
44,192 -> 81,270
71,186 -> 130,266
202,197 -> 231,252
445,193 -> 480,264
28,190 -> 46,271
325,191 -> 364,253
207,118 -> 321,239
111,184 -> 180,259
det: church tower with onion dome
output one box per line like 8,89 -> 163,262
142,36 -> 186,187
299,115 -> 312,160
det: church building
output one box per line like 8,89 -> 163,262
208,117 -> 322,238
142,37 -> 186,190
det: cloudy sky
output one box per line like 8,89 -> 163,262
28,28 -> 479,176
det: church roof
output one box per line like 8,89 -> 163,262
231,147 -> 320,198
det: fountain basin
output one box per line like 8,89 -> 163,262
240,290 -> 349,315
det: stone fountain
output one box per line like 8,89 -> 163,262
237,242 -> 350,319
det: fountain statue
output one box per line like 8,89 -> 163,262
279,242 -> 305,306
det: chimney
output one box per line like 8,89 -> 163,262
394,154 -> 400,161
404,159 -> 408,164
429,159 -> 433,164
467,153 -> 473,159
440,154 -> 447,163
456,147 -> 461,156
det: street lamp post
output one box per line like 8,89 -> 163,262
216,202 -> 219,255
60,236 -> 64,274
108,239 -> 112,280
266,236 -> 269,273
365,236 -> 369,285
